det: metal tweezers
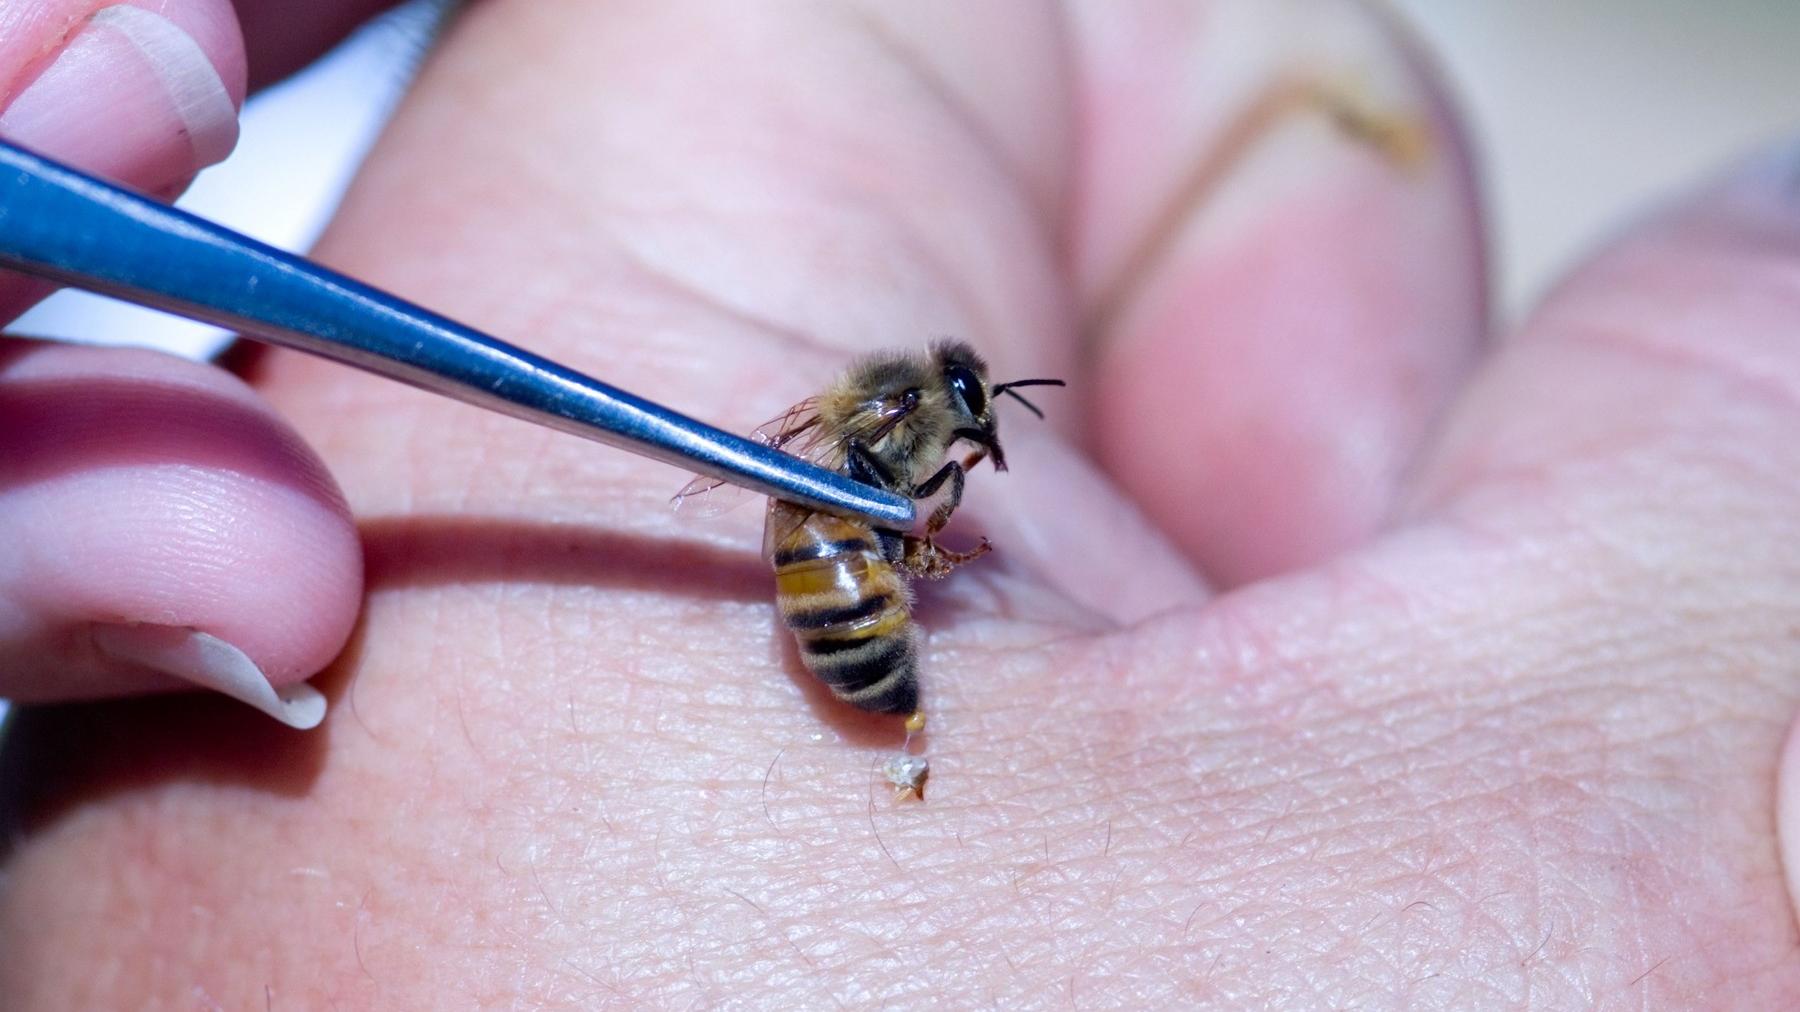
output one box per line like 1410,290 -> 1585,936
0,139 -> 914,527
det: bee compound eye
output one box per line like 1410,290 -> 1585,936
947,365 -> 985,416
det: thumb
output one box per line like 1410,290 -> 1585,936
0,342 -> 361,729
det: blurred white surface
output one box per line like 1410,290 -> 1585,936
1390,0 -> 1800,316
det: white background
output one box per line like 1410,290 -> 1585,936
1392,0 -> 1800,314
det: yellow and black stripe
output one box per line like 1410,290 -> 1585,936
769,505 -> 918,715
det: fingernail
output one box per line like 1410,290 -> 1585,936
0,5 -> 238,192
91,623 -> 327,730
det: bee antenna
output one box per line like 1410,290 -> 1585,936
999,387 -> 1046,419
993,378 -> 1064,420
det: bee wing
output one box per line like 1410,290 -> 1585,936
670,388 -> 923,519
833,392 -> 922,455
669,398 -> 827,518
669,475 -> 755,518
755,397 -> 831,459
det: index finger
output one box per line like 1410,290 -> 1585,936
0,0 -> 245,320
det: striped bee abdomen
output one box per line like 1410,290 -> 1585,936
767,503 -> 918,715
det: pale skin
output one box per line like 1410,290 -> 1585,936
4,1 -> 1800,1007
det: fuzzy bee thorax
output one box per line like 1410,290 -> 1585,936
819,353 -> 964,490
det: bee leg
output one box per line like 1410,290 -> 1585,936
899,534 -> 991,578
898,460 -> 993,578
923,536 -> 992,567
911,460 -> 966,536
846,439 -> 903,494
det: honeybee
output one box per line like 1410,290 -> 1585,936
678,340 -> 1062,721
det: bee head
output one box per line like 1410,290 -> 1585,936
933,340 -> 1064,473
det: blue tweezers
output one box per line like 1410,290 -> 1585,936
0,139 -> 914,527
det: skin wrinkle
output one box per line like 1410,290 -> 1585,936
1549,312 -> 1800,422
841,1 -> 1065,235
608,237 -> 832,360
0,2 -> 105,102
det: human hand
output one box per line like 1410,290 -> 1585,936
7,2 -> 1799,1007
0,0 -> 397,726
